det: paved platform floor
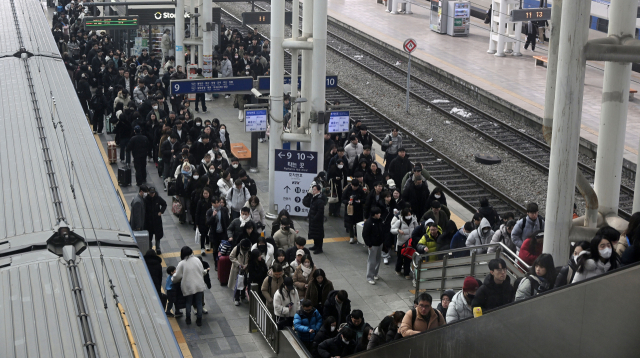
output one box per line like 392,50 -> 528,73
323,0 -> 640,164
95,98 -> 473,357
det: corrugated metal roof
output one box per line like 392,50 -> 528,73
0,247 -> 182,358
0,56 -> 132,245
0,0 -> 60,58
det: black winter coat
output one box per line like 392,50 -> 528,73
471,274 -> 514,312
308,194 -> 325,243
127,134 -> 150,159
144,254 -> 163,295
323,290 -> 351,326
478,205 -> 500,229
362,217 -> 385,247
195,197 -> 212,228
402,180 -> 430,220
342,185 -> 366,228
145,194 -> 167,237
312,325 -> 338,358
388,155 -> 412,192
554,257 -> 579,289
206,206 -> 230,238
318,335 -> 356,358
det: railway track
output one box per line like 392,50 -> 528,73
221,9 -> 526,216
246,1 -> 634,219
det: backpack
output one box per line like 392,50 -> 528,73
302,192 -> 313,207
410,307 -> 442,328
512,275 -> 540,301
517,215 -> 544,232
400,237 -> 420,259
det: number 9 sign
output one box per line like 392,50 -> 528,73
173,84 -> 180,92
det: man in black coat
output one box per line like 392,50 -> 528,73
126,126 -> 151,186
172,119 -> 189,144
308,185 -> 325,254
363,207 -> 384,285
317,327 -> 356,358
471,258 -> 514,311
145,187 -> 167,254
388,147 -> 412,194
190,134 -> 211,164
144,249 -> 164,297
323,290 -> 351,326
206,197 -> 231,263
342,179 -> 366,244
402,175 -> 430,220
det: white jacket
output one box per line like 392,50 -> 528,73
251,243 -> 275,267
465,218 -> 494,254
245,201 -> 267,229
390,215 -> 418,249
445,290 -> 473,324
227,185 -> 251,212
217,178 -> 233,197
172,255 -> 207,296
343,142 -> 363,169
207,148 -> 230,164
572,257 -> 611,283
273,288 -> 300,318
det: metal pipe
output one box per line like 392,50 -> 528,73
290,0 -> 300,133
299,0 -> 314,144
282,40 -> 314,50
175,0 -> 185,69
309,0 -> 327,167
593,0 -> 637,217
584,44 -> 640,62
268,0 -> 285,215
281,132 -> 312,142
544,0 -> 592,263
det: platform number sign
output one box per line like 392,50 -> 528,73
403,38 -> 417,54
273,149 -> 318,217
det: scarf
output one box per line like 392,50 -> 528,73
301,265 -> 312,279
239,215 -> 251,227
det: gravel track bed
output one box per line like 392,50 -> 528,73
217,1 -> 595,215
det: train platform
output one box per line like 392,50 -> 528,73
94,98 -> 474,357
322,0 -> 640,164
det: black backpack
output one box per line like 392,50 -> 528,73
410,307 -> 442,328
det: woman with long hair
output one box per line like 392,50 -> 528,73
555,240 -> 590,288
572,234 -> 621,283
515,253 -> 556,301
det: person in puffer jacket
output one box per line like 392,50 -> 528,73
417,219 -> 440,262
450,222 -> 474,258
488,220 -> 517,253
294,299 -> 323,348
465,218 -> 494,254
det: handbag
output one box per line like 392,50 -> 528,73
235,270 -> 246,290
347,204 -> 354,216
171,197 -> 183,216
195,227 -> 201,244
328,181 -> 339,204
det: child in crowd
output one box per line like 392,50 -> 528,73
165,266 -> 183,317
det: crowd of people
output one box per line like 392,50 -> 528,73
53,2 -> 640,353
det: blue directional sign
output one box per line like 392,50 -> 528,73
257,75 -> 338,91
274,149 -> 318,217
170,77 -> 254,94
245,109 -> 268,132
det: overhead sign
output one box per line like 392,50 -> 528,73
510,8 -> 552,22
170,77 -> 254,94
274,149 -> 318,217
257,75 -> 338,91
403,38 -> 417,53
127,8 -> 221,24
85,16 -> 138,30
327,111 -> 349,133
242,11 -> 293,25
245,109 -> 268,132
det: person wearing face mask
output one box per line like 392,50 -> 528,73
176,162 -> 197,224
244,195 -> 267,233
274,218 -> 298,251
229,239 -> 252,305
554,240 -> 590,288
446,276 -> 479,324
518,230 -> 545,265
274,277 -> 301,329
515,254 -> 556,301
227,207 -> 253,243
226,179 -> 251,219
317,326 -> 356,358
465,217 -> 495,255
189,118 -> 205,145
190,133 -> 212,165
208,144 -> 231,166
572,230 -> 621,283
247,248 -> 269,301
391,207 -> 419,279
450,221 -> 474,258
342,179 -> 366,244
217,169 -> 234,197
327,157 -> 348,218
211,152 -> 229,175
251,237 -> 275,267
193,69 -> 208,113
294,299 -> 324,349
146,100 -> 166,123
402,175 -> 430,220
197,153 -> 213,177
293,255 -> 316,298
126,126 -> 151,186
206,196 -> 230,265
130,185 -> 149,231
312,316 -> 338,357
218,124 -> 231,153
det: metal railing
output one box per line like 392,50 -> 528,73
412,243 -> 531,301
248,283 -> 280,354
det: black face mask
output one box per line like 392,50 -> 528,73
258,245 -> 267,253
466,293 -> 475,301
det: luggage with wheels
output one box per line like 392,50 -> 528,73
167,179 -> 177,196
217,255 -> 232,286
118,165 -> 132,186
107,141 -> 118,163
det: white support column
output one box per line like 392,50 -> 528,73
268,0 -> 286,215
505,3 -> 514,53
487,0 -> 497,54
544,0 -> 591,263
513,21 -> 522,56
593,0 -> 637,216
176,0 -> 185,69
290,0 -> 300,133
495,1 -> 507,57
299,0 -> 314,147
203,0 -> 212,101
310,0 -> 327,169
543,0 -> 562,142
634,139 -> 640,212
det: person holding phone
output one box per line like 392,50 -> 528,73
273,277 -> 300,328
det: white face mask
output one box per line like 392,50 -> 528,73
143,192 -> 148,198
232,164 -> 239,168
337,165 -> 344,169
196,122 -> 202,126
220,129 -> 226,134
405,216 -> 412,220
193,175 -> 199,180
303,262 -> 311,268
434,194 -> 441,199
599,247 -> 612,259
330,326 -> 336,332
153,106 -> 158,110
242,215 -> 249,220
209,169 -> 215,173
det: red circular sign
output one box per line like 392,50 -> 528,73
403,38 -> 417,53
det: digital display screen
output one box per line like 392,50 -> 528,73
242,12 -> 292,25
85,16 -> 139,30
245,109 -> 268,132
327,111 -> 349,133
510,8 -> 552,22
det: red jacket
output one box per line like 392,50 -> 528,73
518,238 -> 543,265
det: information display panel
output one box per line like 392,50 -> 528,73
245,109 -> 268,132
327,111 -> 350,133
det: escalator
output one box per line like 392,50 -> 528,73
348,262 -> 640,358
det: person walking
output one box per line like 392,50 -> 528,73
130,185 -> 149,231
381,128 -> 403,170
308,184 -> 326,254
126,125 -> 151,186
172,246 -> 206,326
144,187 -> 167,254
363,207 -> 384,285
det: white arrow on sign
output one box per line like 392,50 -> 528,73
308,154 -> 314,160
278,152 -> 285,158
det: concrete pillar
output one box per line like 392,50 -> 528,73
290,0 -> 300,134
299,0 -> 314,144
310,0 -> 327,170
268,0 -> 286,215
594,0 -> 637,216
203,0 -> 212,101
488,0 -> 497,54
175,0 -> 185,69
543,0 -> 591,263
542,0 -> 563,143
495,1 -> 507,57
634,139 -> 640,212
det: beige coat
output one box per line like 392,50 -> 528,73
292,265 -> 316,299
273,229 -> 297,251
228,245 -> 250,290
399,307 -> 446,337
261,273 -> 285,313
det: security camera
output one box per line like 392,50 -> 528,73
251,88 -> 263,98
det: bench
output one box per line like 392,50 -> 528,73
630,89 -> 638,101
533,55 -> 548,67
230,142 -> 251,164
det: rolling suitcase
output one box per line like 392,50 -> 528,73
118,166 -> 132,186
217,255 -> 232,286
167,179 -> 177,196
107,141 -> 118,163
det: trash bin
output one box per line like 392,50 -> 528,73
356,221 -> 365,245
134,231 -> 150,254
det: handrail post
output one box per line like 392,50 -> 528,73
414,254 -> 422,302
470,251 -> 477,277
440,254 -> 448,292
495,246 -> 502,260
249,283 -> 258,333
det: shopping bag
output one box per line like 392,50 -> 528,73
235,271 -> 245,291
347,204 -> 354,216
172,197 -> 183,216
195,227 -> 201,244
